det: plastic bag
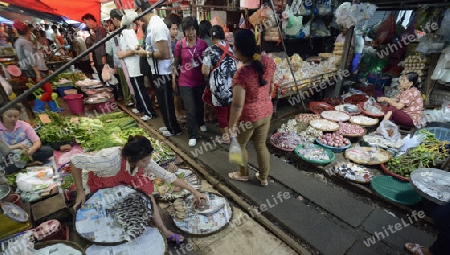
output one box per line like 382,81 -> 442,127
442,101 -> 450,122
311,18 -> 330,37
398,133 -> 427,156
229,137 -> 243,166
2,231 -> 34,255
376,120 -> 401,141
101,64 -> 114,82
436,8 -> 450,40
364,97 -> 383,114
16,167 -> 55,192
375,13 -> 396,45
283,6 -> 303,37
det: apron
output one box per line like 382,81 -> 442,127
87,158 -> 154,195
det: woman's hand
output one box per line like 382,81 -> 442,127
377,97 -> 386,103
26,148 -> 36,157
73,189 -> 86,211
192,190 -> 207,206
11,143 -> 29,151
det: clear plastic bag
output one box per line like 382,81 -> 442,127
364,97 -> 383,114
398,133 -> 427,156
376,119 -> 401,141
229,137 -> 244,166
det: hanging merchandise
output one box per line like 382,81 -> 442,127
282,5 -> 303,37
335,2 -> 376,29
240,0 -> 260,9
374,13 -> 396,46
311,18 -> 330,37
415,7 -> 432,30
431,46 -> 450,84
291,0 -> 303,15
436,8 -> 450,41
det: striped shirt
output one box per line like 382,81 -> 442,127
71,146 -> 176,183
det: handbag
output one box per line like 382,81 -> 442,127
202,42 -> 235,106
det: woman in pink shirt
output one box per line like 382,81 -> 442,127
377,72 -> 424,127
0,103 -> 53,173
227,29 -> 276,187
173,17 -> 208,147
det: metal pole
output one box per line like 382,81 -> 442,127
0,0 -> 168,114
332,26 -> 354,98
267,0 -> 306,112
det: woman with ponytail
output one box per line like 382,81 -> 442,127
228,29 -> 276,187
70,135 -> 206,247
377,72 -> 424,127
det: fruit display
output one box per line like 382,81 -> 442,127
338,123 -> 366,137
317,133 -> 350,148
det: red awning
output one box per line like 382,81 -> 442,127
40,0 -> 102,22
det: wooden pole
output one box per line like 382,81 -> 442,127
333,26 -> 354,98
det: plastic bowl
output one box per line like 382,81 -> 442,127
315,138 -> 351,153
294,144 -> 335,165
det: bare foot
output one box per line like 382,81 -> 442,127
384,111 -> 392,121
26,161 -> 44,167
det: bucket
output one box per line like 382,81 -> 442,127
57,85 -> 74,97
94,98 -> 115,113
64,94 -> 85,115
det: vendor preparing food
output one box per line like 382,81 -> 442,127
71,135 -> 206,248
377,72 -> 423,127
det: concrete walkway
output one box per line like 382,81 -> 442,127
135,104 -> 437,255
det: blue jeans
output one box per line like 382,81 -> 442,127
179,86 -> 205,139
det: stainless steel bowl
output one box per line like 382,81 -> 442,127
0,185 -> 11,200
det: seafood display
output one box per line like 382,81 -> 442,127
350,115 -> 379,126
320,110 -> 351,122
151,168 -> 201,201
75,186 -> 153,244
331,162 -> 374,183
170,193 -> 232,236
112,193 -> 153,241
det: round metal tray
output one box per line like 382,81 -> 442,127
84,94 -> 114,104
0,185 -> 10,200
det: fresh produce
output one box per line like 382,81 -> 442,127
298,126 -> 323,143
309,119 -> 340,131
270,132 -> 303,151
296,147 -> 330,161
295,114 -> 320,124
385,130 -> 449,177
278,119 -> 308,134
318,133 -> 350,148
321,111 -> 350,122
343,94 -> 368,104
338,123 -> 365,136
350,115 -> 379,126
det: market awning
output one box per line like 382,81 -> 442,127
0,0 -> 63,21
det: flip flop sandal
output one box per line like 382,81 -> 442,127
255,172 -> 269,187
215,137 -> 231,145
167,233 -> 185,248
405,243 -> 426,255
228,172 -> 249,181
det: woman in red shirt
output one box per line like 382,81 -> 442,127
228,29 -> 276,187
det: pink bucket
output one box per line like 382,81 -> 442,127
63,94 -> 85,115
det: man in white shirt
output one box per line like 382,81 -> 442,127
44,24 -> 54,45
135,0 -> 182,137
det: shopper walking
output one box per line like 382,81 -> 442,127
82,13 -> 107,83
111,10 -> 157,121
199,20 -> 215,124
227,29 -> 276,187
173,17 -> 208,147
202,25 -> 237,144
73,32 -> 94,79
135,0 -> 182,137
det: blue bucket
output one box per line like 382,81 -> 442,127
57,85 -> 74,97
367,73 -> 393,90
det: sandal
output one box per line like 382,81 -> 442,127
167,233 -> 185,248
228,171 -> 249,181
255,172 -> 269,187
405,243 -> 428,255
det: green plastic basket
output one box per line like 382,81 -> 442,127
371,176 -> 422,205
294,144 -> 335,165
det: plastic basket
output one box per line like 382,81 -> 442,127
357,102 -> 385,119
371,176 -> 422,205
419,127 -> 450,141
309,102 -> 334,115
380,163 -> 409,182
315,138 -> 351,153
294,144 -> 335,165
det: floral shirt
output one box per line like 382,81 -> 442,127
203,41 -> 237,106
396,87 -> 424,127
232,54 -> 276,123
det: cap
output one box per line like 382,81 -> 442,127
110,9 -> 123,20
134,0 -> 151,11
12,20 -> 29,33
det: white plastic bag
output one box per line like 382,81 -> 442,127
376,120 -> 401,141
364,97 -> 383,114
442,101 -> 450,122
16,167 -> 54,192
101,64 -> 114,82
398,133 -> 427,156
229,137 -> 244,166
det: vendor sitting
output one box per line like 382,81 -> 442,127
70,135 -> 206,247
377,72 -> 423,127
0,103 -> 54,173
